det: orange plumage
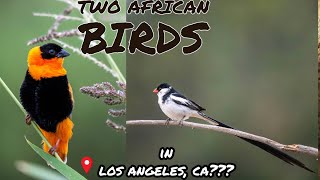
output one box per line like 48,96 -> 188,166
40,118 -> 73,162
27,46 -> 67,80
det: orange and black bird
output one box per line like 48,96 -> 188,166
20,43 -> 73,163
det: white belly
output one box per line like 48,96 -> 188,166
158,97 -> 195,121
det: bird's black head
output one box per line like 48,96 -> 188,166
153,83 -> 171,94
40,43 -> 70,60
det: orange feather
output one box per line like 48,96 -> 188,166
40,117 -> 73,162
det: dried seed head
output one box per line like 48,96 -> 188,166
104,97 -> 123,105
117,81 -> 126,91
108,109 -> 126,117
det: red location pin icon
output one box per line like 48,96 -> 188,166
81,156 -> 93,174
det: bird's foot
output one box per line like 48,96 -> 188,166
178,120 -> 184,126
25,114 -> 32,125
48,139 -> 60,156
165,118 -> 172,126
49,146 -> 57,156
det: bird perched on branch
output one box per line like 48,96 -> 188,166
153,83 -> 314,173
20,43 -> 73,163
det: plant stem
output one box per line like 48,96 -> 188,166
0,78 -> 25,114
0,77 -> 63,162
104,53 -> 126,83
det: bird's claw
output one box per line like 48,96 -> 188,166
165,118 -> 172,126
49,146 -> 57,156
178,120 -> 183,126
48,139 -> 60,156
25,114 -> 32,125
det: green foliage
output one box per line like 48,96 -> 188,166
15,161 -> 66,180
25,137 -> 86,180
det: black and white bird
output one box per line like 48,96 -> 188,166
153,83 -> 314,173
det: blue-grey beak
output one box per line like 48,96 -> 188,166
56,49 -> 70,58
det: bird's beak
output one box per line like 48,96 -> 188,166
56,49 -> 70,58
153,88 -> 158,94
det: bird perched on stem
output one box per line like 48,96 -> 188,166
20,43 -> 73,163
153,83 -> 314,173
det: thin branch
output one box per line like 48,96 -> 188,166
48,6 -> 73,34
126,120 -> 318,157
27,29 -> 82,46
54,0 -> 96,22
27,6 -> 81,46
33,13 -> 84,22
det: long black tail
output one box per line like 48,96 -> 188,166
198,112 -> 314,173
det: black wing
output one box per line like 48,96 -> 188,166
20,71 -> 38,119
171,92 -> 206,111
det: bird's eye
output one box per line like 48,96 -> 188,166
48,49 -> 55,55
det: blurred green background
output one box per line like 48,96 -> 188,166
127,0 -> 317,179
0,0 -> 125,179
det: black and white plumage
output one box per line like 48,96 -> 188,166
153,83 -> 219,126
153,83 -> 314,173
